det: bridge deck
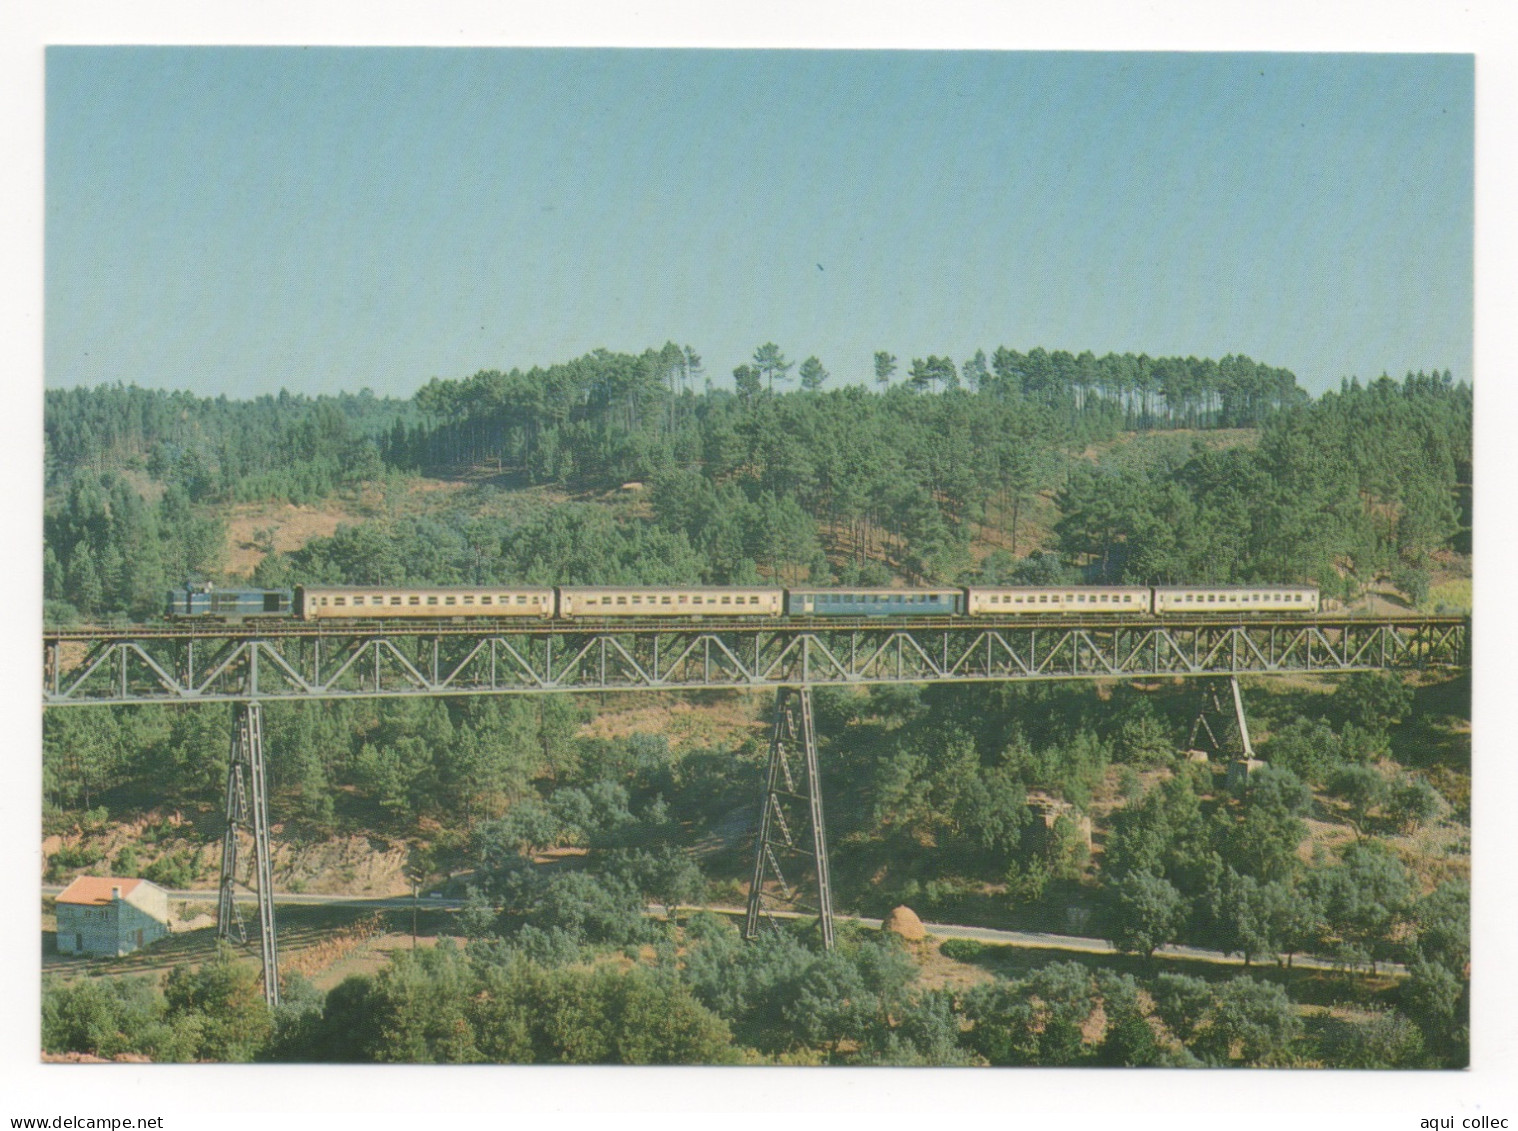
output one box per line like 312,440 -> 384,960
43,615 -> 1469,705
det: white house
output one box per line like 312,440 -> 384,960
55,876 -> 171,957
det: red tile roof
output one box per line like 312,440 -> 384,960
56,876 -> 146,906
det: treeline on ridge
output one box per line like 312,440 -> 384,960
44,344 -> 1469,624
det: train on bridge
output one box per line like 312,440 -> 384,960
166,582 -> 1321,622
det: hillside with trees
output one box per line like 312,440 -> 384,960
41,342 -> 1471,1066
45,344 -> 1469,621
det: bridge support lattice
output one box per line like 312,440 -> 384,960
744,686 -> 835,950
1189,675 -> 1255,761
216,701 -> 279,1007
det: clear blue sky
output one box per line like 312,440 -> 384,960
45,49 -> 1473,399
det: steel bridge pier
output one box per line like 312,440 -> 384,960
216,701 -> 279,1007
744,686 -> 836,949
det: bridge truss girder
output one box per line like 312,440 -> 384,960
43,617 -> 1469,705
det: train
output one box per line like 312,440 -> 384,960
165,581 -> 1321,622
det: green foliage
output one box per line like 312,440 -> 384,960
43,976 -> 185,1060
1260,717 -> 1341,785
1107,870 -> 1186,957
1386,773 -> 1441,832
938,937 -> 988,962
678,923 -> 919,1061
1410,881 -> 1470,972
112,846 -> 140,877
1002,856 -> 1051,905
1401,959 -> 1469,1066
1326,763 -> 1389,836
1117,714 -> 1175,766
1101,772 -> 1209,884
1392,564 -> 1431,608
962,961 -> 1097,1066
1094,970 -> 1172,1066
1310,1005 -> 1430,1068
141,850 -> 200,889
162,944 -> 276,1061
1192,976 -> 1302,1066
1150,972 -> 1216,1046
283,943 -> 738,1064
1302,839 -> 1415,970
1335,672 -> 1415,735
45,843 -> 102,883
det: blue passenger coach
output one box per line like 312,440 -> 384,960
165,584 -> 293,618
785,588 -> 965,617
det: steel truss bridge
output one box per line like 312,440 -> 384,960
43,615 -> 1468,706
40,613 -> 1470,1006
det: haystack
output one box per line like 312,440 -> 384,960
881,905 -> 926,941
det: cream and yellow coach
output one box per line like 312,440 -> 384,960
966,586 -> 1153,615
295,585 -> 556,619
1151,586 -> 1320,614
557,587 -> 784,618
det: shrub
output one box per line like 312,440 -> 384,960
143,851 -> 200,889
939,937 -> 987,962
46,844 -> 102,883
113,847 -> 140,877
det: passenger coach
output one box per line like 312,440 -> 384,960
557,587 -> 783,618
785,588 -> 964,617
294,585 -> 556,619
1151,586 -> 1320,614
965,586 -> 1152,615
